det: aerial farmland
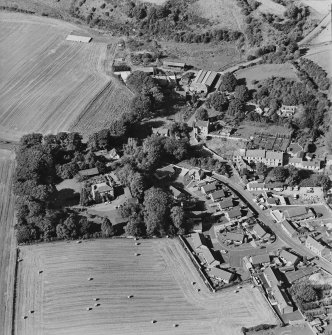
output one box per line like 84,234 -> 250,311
0,12 -> 124,141
15,239 -> 277,335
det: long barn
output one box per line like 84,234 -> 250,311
66,34 -> 92,43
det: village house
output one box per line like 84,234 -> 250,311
225,231 -> 244,244
91,182 -> 114,202
288,158 -> 322,171
226,206 -> 243,221
284,207 -> 315,222
281,220 -> 298,238
305,236 -> 329,257
264,266 -> 281,287
277,105 -> 297,118
252,223 -> 268,239
154,165 -> 176,180
287,143 -> 303,157
191,232 -> 206,249
200,246 -> 220,267
210,189 -> 225,202
270,209 -> 284,223
271,286 -> 294,314
233,149 -> 284,167
217,198 -> 234,211
152,126 -> 170,137
94,148 -> 120,161
194,120 -> 210,138
201,181 -> 219,195
169,185 -> 186,200
250,254 -> 270,267
209,267 -> 234,284
280,250 -> 300,266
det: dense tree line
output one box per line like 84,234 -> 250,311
297,58 -> 330,91
124,0 -> 242,44
235,0 -> 260,16
187,157 -> 230,176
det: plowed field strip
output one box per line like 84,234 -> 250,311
0,150 -> 16,335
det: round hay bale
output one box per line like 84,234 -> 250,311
38,270 -> 43,274
29,310 -> 34,314
88,277 -> 93,281
197,288 -> 200,292
134,253 -> 140,256
135,242 -> 140,246
86,307 -> 92,311
93,298 -> 99,301
191,281 -> 196,285
151,320 -> 157,324
94,303 -> 100,307
127,295 -> 134,299
22,316 -> 27,320
173,324 -> 178,327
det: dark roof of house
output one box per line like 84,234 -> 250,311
265,182 -> 284,189
78,167 -> 99,177
306,236 -> 326,252
195,120 -> 209,128
169,185 -> 184,197
200,247 -> 219,265
285,266 -> 318,284
202,182 -> 218,193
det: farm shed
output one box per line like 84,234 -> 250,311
78,167 -> 99,178
200,246 -> 220,267
66,34 -> 92,43
209,267 -> 234,283
191,232 -> 206,249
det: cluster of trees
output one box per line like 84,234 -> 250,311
297,58 -> 330,91
13,130 -> 131,244
245,18 -> 263,47
130,52 -> 157,66
187,157 -> 230,176
235,0 -> 260,16
121,135 -> 189,174
127,71 -> 164,121
289,280 -> 318,307
122,187 -> 187,237
123,0 -> 242,44
262,40 -> 300,63
253,77 -> 329,138
256,163 -> 331,190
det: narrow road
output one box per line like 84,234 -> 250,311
212,172 -> 332,273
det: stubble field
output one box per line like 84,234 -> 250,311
0,13 -> 111,141
15,238 -> 277,335
0,149 -> 16,335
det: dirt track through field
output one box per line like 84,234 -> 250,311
16,239 -> 277,335
0,13 -> 110,141
0,149 -> 16,335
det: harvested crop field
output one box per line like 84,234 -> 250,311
0,149 -> 16,335
70,79 -> 133,137
15,239 -> 277,335
0,13 -> 111,141
235,63 -> 298,89
305,44 -> 332,77
258,0 -> 286,16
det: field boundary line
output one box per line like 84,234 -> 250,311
178,235 -> 216,292
11,248 -> 19,335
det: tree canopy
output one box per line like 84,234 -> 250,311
219,72 -> 237,92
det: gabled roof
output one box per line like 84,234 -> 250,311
163,61 -> 185,67
301,160 -> 321,168
225,232 -> 244,242
94,183 -> 113,193
265,182 -> 284,189
266,151 -> 284,160
169,185 -> 184,197
288,142 -> 303,154
209,267 -> 233,281
202,182 -> 218,193
281,220 -> 297,236
272,286 -> 291,310
201,247 -> 219,265
306,236 -> 326,252
253,223 -> 267,238
250,254 -> 270,265
195,120 -> 209,128
280,250 -> 299,264
228,206 -> 242,219
218,197 -> 234,209
284,206 -> 307,218
264,267 -> 280,287
78,167 -> 99,177
192,233 -> 206,249
210,189 -> 225,200
245,149 -> 266,158
289,157 -> 303,164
